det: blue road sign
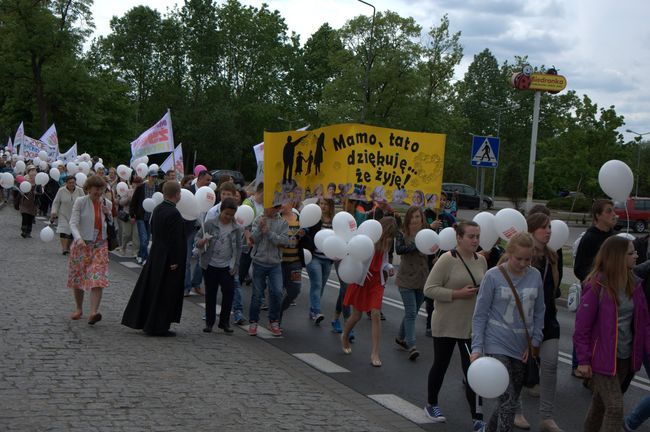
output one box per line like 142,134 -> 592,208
471,136 -> 500,168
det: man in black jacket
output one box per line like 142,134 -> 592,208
573,199 -> 617,282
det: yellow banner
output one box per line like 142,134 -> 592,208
263,123 -> 446,208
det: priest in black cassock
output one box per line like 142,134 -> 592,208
122,181 -> 187,336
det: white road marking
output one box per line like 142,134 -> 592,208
368,394 -> 434,424
293,353 -> 350,373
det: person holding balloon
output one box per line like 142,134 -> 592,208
341,216 -> 397,367
51,176 -> 85,255
574,235 -> 650,432
279,198 -> 307,322
394,206 -> 430,361
471,232 -> 545,432
18,165 -> 42,238
423,221 -> 486,428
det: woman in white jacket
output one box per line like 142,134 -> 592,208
68,175 -> 113,324
50,176 -> 85,255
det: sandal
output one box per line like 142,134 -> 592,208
70,311 -> 82,320
371,358 -> 382,367
88,313 -> 102,325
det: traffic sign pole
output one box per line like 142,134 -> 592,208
526,91 -> 541,212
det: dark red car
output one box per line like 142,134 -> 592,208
614,198 -> 650,233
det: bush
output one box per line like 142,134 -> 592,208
546,197 -> 591,212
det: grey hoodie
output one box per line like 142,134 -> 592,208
251,213 -> 288,266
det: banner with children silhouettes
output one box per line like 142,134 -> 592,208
263,123 -> 446,208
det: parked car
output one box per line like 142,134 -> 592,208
614,197 -> 650,233
209,169 -> 246,187
442,182 -> 493,209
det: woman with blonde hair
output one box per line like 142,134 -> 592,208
341,216 -> 397,367
471,232 -> 546,432
574,235 -> 650,432
424,221 -> 486,428
68,174 -> 113,324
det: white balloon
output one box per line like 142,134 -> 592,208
473,211 -> 499,250
14,160 -> 26,174
322,235 -> 349,261
332,211 -> 357,241
357,219 -> 382,243
49,168 -> 61,182
38,150 -> 48,161
177,188 -> 198,221
314,228 -> 335,251
142,198 -> 156,213
81,153 -> 91,162
40,226 -> 55,242
303,249 -> 313,265
299,203 -> 322,228
438,227 -> 457,251
548,220 -> 570,250
98,158 -> 103,164
494,208 -> 527,241
348,234 -> 375,261
415,229 -> 440,255
75,172 -> 87,187
234,205 -> 254,226
149,163 -> 159,174
116,182 -> 128,196
1,173 -> 14,189
35,172 -> 49,186
152,191 -> 164,205
337,256 -> 364,284
66,162 -> 78,175
599,160 -> 634,202
468,357 -> 510,398
117,164 -> 132,181
39,161 -> 48,171
209,182 -> 217,191
141,156 -> 149,164
33,157 -> 42,166
195,186 -> 217,213
617,232 -> 636,241
78,161 -> 90,175
94,162 -> 104,172
136,163 -> 149,178
19,181 -> 32,193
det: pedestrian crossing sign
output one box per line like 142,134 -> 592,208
471,136 -> 500,168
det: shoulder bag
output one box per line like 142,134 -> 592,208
498,264 -> 540,388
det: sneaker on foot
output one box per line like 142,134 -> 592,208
313,313 -> 324,325
233,312 -> 246,325
408,347 -> 420,361
423,404 -> 446,423
539,418 -> 564,432
331,318 -> 343,333
395,337 -> 409,350
473,420 -> 486,432
248,322 -> 258,336
270,321 -> 282,337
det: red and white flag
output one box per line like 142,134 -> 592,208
130,111 -> 174,159
160,143 -> 184,179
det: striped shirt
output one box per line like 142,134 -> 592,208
281,218 -> 301,263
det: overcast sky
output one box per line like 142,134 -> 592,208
90,0 -> 650,142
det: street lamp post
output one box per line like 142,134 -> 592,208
357,0 -> 375,123
278,116 -> 304,131
626,129 -> 650,197
481,101 -> 519,198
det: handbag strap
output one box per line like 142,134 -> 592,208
498,265 -> 532,349
453,249 -> 479,287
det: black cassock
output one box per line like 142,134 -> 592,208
122,200 -> 187,334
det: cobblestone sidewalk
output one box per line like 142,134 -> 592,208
0,208 -> 416,431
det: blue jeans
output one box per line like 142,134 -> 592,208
249,263 -> 283,323
136,219 -> 150,260
398,288 -> 425,349
232,275 -> 243,313
306,256 -> 332,315
627,395 -> 650,430
184,233 -> 204,293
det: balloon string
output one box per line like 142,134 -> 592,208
625,205 -> 630,233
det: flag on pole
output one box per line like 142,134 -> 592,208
19,136 -> 50,160
58,143 -> 77,163
15,122 -> 24,155
36,123 -> 60,161
130,111 -> 174,159
160,144 -> 184,180
6,137 -> 13,153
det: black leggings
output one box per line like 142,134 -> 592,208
21,213 -> 35,234
203,266 -> 234,328
427,336 -> 483,420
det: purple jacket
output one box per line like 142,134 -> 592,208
574,277 -> 650,376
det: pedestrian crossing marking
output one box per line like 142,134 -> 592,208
293,353 -> 350,373
368,394 -> 434,424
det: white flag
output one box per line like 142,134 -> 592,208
15,122 -> 24,155
58,143 -> 78,164
6,137 -> 13,153
38,124 -> 60,161
130,111 -> 174,159
160,144 -> 184,180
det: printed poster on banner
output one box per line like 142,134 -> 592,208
39,124 -> 59,160
130,111 -> 174,159
160,144 -> 184,180
263,123 -> 446,208
20,136 -> 57,161
58,143 -> 77,164
15,122 -> 24,153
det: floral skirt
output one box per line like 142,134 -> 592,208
67,239 -> 109,291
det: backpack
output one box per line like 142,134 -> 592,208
567,282 -> 581,312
